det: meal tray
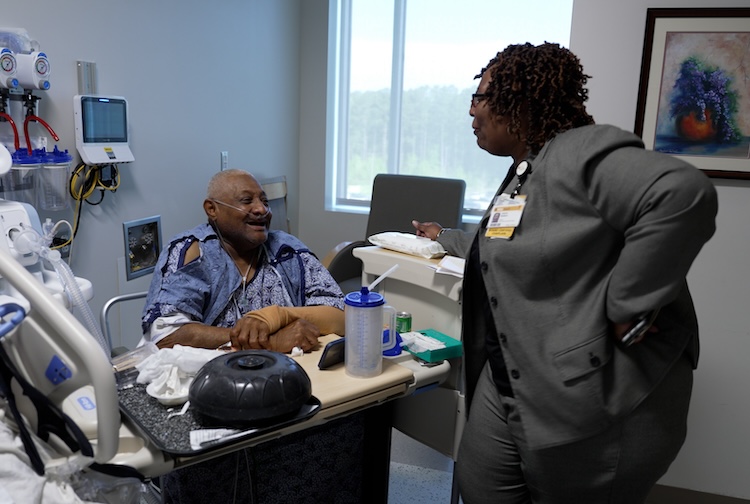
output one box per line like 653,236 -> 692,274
118,383 -> 321,457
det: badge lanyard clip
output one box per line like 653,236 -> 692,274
510,159 -> 532,198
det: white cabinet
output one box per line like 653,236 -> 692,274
352,246 -> 465,460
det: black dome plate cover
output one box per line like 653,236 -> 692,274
189,350 -> 312,428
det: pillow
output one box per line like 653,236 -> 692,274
367,232 -> 447,259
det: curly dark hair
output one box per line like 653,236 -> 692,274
478,42 -> 595,154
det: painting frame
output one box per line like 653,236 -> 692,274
123,215 -> 162,281
634,8 -> 750,180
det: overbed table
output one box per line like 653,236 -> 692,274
113,334 -> 450,502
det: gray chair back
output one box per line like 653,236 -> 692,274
323,173 -> 466,285
366,174 -> 466,237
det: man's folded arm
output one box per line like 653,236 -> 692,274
243,305 -> 345,336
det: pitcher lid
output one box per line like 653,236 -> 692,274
344,287 -> 385,307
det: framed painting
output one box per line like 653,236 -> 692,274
634,8 -> 750,179
123,215 -> 162,280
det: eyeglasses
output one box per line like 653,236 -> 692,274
471,93 -> 489,107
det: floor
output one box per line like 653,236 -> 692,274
388,428 -> 461,504
387,429 -> 750,504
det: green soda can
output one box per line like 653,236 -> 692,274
396,312 -> 412,333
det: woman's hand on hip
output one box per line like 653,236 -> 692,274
612,319 -> 659,346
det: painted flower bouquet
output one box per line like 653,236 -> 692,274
669,56 -> 742,144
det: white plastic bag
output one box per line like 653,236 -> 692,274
368,232 -> 447,259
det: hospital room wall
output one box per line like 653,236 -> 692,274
1,0 -> 304,348
297,0 -> 750,500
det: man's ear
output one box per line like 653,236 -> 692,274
204,198 -> 218,219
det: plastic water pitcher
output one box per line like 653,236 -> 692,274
344,287 -> 397,378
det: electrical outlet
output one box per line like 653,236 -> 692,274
221,151 -> 229,171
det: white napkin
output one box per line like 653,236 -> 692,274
136,345 -> 224,404
189,428 -> 248,450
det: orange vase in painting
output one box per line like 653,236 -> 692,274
676,109 -> 716,142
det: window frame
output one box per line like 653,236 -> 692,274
327,0 -> 571,221
328,0 -> 484,220
330,0 -> 412,212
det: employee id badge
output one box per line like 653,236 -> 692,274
485,193 -> 526,239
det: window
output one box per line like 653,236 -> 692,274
327,0 -> 573,218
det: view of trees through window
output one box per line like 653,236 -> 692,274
346,86 -> 493,210
332,0 -> 574,214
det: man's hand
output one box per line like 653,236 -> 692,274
267,319 -> 320,353
230,316 -> 272,350
229,317 -> 320,353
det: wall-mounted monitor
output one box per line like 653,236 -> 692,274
74,95 -> 134,165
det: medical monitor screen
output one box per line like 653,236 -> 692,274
80,96 -> 128,144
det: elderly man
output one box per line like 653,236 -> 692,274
141,169 -> 344,351
142,169 -> 361,503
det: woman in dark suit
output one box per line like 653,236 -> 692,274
413,42 -> 718,504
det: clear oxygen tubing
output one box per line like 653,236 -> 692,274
11,223 -> 110,357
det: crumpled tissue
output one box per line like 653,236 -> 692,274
136,345 -> 225,405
